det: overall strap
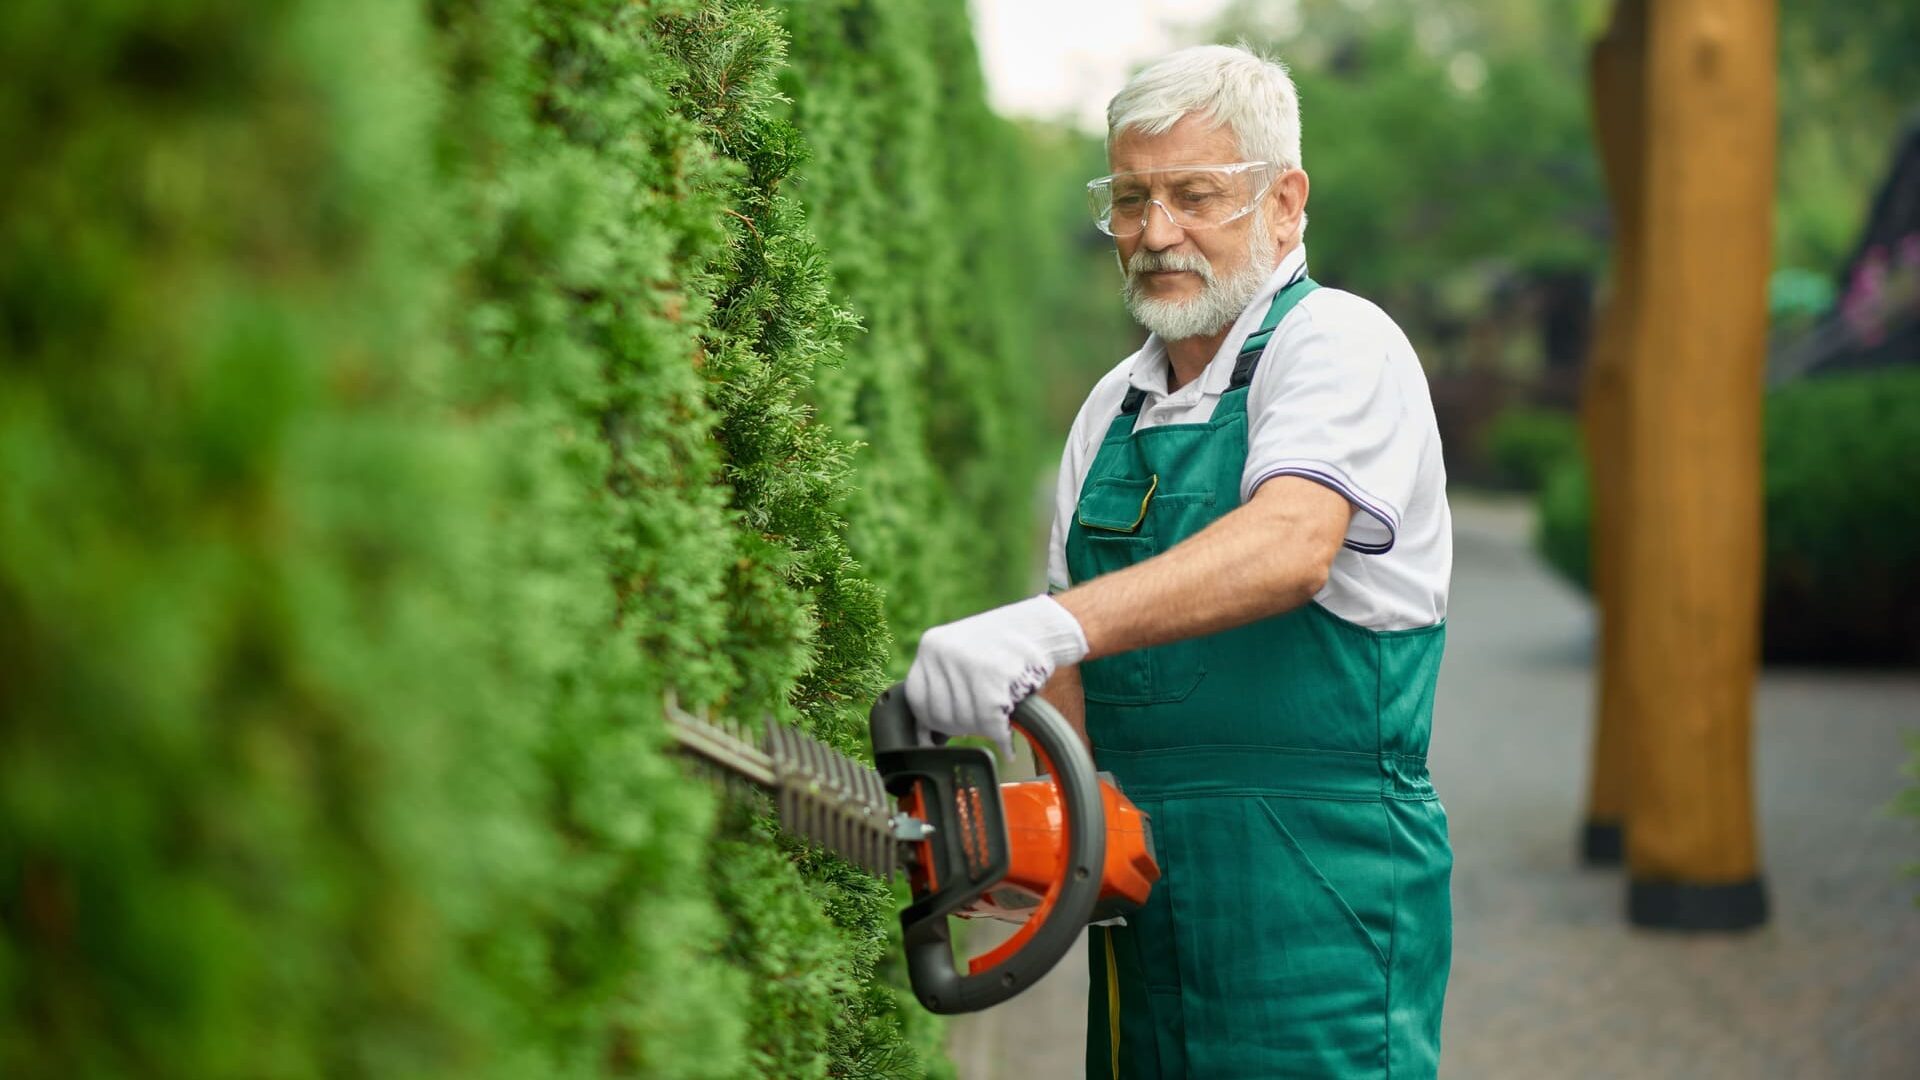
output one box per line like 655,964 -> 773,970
1228,275 -> 1318,391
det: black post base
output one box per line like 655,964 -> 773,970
1628,876 -> 1768,931
1580,820 -> 1625,866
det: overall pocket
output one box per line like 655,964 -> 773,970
1073,475 -> 1209,705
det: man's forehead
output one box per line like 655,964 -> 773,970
1109,114 -> 1241,172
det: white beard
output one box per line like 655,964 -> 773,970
1121,214 -> 1279,343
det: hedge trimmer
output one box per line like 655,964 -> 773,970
663,682 -> 1160,1014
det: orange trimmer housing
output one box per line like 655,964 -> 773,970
897,751 -> 1161,978
959,773 -> 1159,929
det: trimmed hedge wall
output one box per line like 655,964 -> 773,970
1536,368 -> 1920,665
2,0 -> 1040,1075
776,0 -> 1046,639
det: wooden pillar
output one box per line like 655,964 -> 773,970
1578,0 -> 1647,867
1613,0 -> 1773,929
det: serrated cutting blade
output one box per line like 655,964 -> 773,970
663,693 -> 903,878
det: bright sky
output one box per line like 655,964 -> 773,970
970,0 -> 1238,132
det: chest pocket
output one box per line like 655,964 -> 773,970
1077,474 -> 1158,532
1071,473 -> 1211,706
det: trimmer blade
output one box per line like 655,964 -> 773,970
662,692 -> 898,879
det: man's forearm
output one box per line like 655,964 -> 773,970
1037,662 -> 1088,749
1053,476 -> 1350,662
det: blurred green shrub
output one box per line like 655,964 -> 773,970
1769,266 -> 1838,333
1,0 -> 1027,1075
1483,407 -> 1583,492
1760,368 -> 1920,664
1535,455 -> 1594,595
1534,368 -> 1920,664
1899,736 -> 1920,889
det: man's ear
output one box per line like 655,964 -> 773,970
1276,168 -> 1309,241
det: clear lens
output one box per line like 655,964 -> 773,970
1087,161 -> 1276,238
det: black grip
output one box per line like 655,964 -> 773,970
870,682 -> 1106,1014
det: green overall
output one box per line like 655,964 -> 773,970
1067,279 -> 1452,1079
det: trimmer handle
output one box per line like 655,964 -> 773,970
870,682 -> 1106,1014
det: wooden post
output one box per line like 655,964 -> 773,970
1612,0 -> 1773,929
1578,0 -> 1648,868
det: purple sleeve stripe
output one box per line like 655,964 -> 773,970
1248,465 -> 1399,555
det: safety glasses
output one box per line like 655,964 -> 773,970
1086,161 -> 1278,238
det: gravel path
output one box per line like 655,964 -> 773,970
948,494 -> 1920,1078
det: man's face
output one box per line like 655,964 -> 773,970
1110,114 -> 1268,306
1113,115 -> 1305,338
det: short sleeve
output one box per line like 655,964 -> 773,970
1048,368 -> 1129,593
1046,428 -> 1084,593
1240,296 -> 1421,554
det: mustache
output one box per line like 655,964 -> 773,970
1125,248 -> 1216,283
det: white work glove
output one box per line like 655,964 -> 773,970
905,594 -> 1090,757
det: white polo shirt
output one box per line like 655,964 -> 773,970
1046,244 -> 1451,631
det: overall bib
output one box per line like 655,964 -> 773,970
1067,279 -> 1452,1079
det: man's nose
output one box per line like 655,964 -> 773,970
1140,199 -> 1186,251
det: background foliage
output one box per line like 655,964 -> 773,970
1534,369 -> 1920,666
1,0 -> 1045,1075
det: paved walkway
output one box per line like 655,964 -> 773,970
949,494 -> 1920,1079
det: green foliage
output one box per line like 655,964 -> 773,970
1534,368 -> 1920,664
1015,122 -> 1153,436
2,0 -> 1033,1075
1156,0 -> 1915,382
1776,0 -> 1920,274
1482,407 -> 1582,492
1758,369 -> 1920,664
0,1 -> 508,1073
1769,266 -> 1838,335
1535,454 -> 1594,595
1899,735 -> 1920,898
772,0 -> 1049,644
1210,0 -> 1605,296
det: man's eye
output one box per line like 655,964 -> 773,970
1112,194 -> 1148,211
1178,191 -> 1223,207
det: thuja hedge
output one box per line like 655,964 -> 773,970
1,0 -> 1044,1075
775,0 -> 1046,638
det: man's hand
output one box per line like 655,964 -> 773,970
905,595 -> 1089,756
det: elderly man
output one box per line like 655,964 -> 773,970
906,43 -> 1452,1078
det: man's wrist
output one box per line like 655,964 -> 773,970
1020,594 -> 1089,666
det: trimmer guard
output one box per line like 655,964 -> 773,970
870,684 -> 1107,1014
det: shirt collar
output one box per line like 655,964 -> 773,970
1127,243 -> 1310,400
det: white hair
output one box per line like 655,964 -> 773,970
1106,42 -> 1303,172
